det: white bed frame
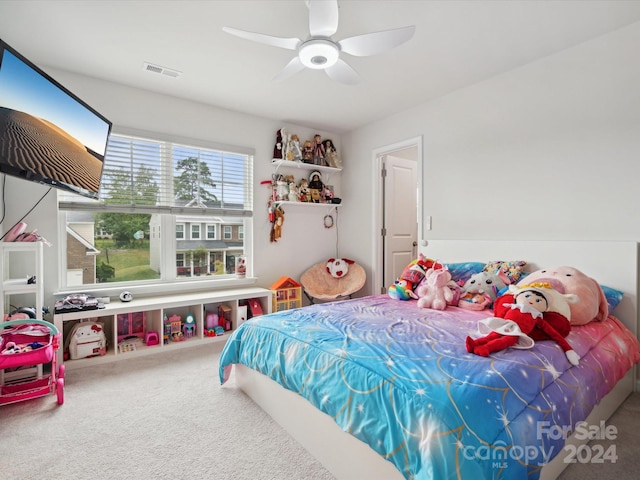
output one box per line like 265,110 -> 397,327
233,240 -> 638,480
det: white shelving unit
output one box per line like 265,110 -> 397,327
0,242 -> 45,382
53,286 -> 272,370
0,242 -> 44,321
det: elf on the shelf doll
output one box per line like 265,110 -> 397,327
466,282 -> 581,365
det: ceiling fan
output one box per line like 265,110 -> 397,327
222,0 -> 416,85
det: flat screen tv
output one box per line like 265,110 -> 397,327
0,39 -> 112,200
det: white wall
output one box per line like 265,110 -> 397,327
6,21 -> 640,306
2,70 -> 341,304
342,21 -> 640,293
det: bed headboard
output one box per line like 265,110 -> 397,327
421,240 -> 638,337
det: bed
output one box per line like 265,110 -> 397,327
219,240 -> 639,480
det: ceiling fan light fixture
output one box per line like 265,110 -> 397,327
298,39 -> 339,69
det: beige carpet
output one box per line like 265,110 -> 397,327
0,343 -> 637,479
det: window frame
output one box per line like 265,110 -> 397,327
56,127 -> 255,297
176,223 -> 185,240
190,223 -> 201,240
206,223 -> 216,240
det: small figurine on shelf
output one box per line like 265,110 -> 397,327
285,134 -> 303,162
309,171 -> 323,190
272,174 -> 288,201
273,128 -> 285,159
298,178 -> 311,202
302,140 -> 314,163
323,139 -> 341,168
312,134 -> 325,166
287,181 -> 298,202
323,184 -> 334,203
309,171 -> 324,203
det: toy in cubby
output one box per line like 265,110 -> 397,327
182,313 -> 196,338
204,311 -> 218,337
165,313 -> 185,342
218,305 -> 232,331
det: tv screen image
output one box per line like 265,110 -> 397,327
0,39 -> 112,199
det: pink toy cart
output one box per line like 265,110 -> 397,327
0,319 -> 65,406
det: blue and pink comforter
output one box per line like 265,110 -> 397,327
219,295 -> 639,479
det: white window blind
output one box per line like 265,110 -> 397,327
59,132 -> 254,217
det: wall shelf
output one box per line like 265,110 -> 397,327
272,159 -> 342,175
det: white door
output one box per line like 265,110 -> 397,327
382,152 -> 418,291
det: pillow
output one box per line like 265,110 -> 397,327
515,266 -> 608,325
483,260 -> 527,284
443,262 -> 485,284
600,284 -> 624,313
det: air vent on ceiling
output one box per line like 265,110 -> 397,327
143,62 -> 182,78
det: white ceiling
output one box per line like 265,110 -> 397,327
2,1 -> 640,134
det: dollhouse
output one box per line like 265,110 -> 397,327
270,277 -> 302,312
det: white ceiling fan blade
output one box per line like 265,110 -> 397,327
308,0 -> 339,37
273,57 -> 306,82
338,25 -> 416,57
324,58 -> 360,85
222,26 -> 301,50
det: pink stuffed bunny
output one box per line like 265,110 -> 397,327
417,268 -> 454,310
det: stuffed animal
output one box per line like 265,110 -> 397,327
466,282 -> 580,365
458,271 -> 507,310
270,206 -> 284,242
416,267 -> 454,310
388,254 -> 441,300
514,266 -> 608,325
326,258 -> 354,278
389,279 -> 417,301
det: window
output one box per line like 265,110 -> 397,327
58,129 -> 253,288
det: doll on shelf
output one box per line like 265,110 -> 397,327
312,134 -> 326,166
323,138 -> 341,168
302,140 -> 314,163
285,134 -> 302,162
